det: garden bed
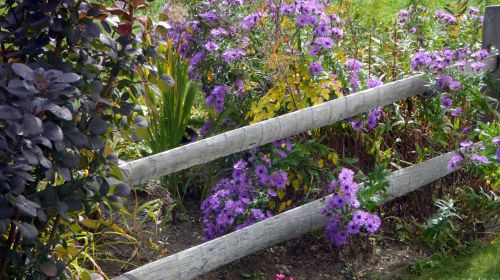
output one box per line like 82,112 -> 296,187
99,171 -> 497,280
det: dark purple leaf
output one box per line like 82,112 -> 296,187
40,262 -> 58,277
60,153 -> 79,169
55,73 -> 80,84
133,115 -> 148,128
21,148 -> 38,165
32,136 -> 52,148
11,63 -> 35,81
37,209 -> 47,222
89,117 -> 107,135
15,195 -> 40,217
42,122 -> 63,141
0,220 -> 8,234
0,206 -> 14,219
114,183 -> 130,197
86,22 -> 101,38
22,114 -> 43,136
45,103 -> 73,120
55,165 -> 71,181
0,105 -> 21,120
66,131 -> 88,147
14,221 -> 37,240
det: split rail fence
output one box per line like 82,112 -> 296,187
110,6 -> 500,280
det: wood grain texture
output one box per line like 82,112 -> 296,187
118,55 -> 498,186
113,148 -> 464,280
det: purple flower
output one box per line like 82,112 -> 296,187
222,49 -> 245,63
330,194 -> 347,208
327,179 -> 337,193
471,155 -> 489,164
267,188 -> 277,197
492,136 -> 500,144
345,58 -> 363,73
436,75 -> 453,91
189,51 -> 205,67
472,49 -> 489,61
347,220 -> 360,234
309,45 -> 320,56
200,11 -> 217,22
276,149 -> 288,158
269,172 -> 282,188
451,107 -> 462,117
351,120 -> 363,131
233,160 -> 247,170
309,62 -> 324,76
364,214 -> 381,233
255,165 -> 268,178
461,125 -> 473,134
316,37 -> 334,49
496,148 -> 500,160
460,141 -> 474,148
449,81 -> 462,91
441,95 -> 453,109
411,51 -> 431,70
331,27 -> 343,37
204,41 -> 219,52
338,168 -> 354,184
435,10 -> 457,24
448,154 -> 464,170
314,24 -> 330,36
352,210 -> 367,224
250,209 -> 265,220
210,28 -> 228,38
367,108 -> 383,129
241,12 -> 260,29
200,119 -> 213,136
471,61 -> 486,71
366,77 -> 384,89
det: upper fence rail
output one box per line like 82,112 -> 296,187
119,55 -> 499,185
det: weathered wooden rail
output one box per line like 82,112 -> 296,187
110,6 -> 500,280
119,56 -> 498,185
113,148 -> 466,280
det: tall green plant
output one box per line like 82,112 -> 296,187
140,42 -> 199,152
136,41 -> 200,205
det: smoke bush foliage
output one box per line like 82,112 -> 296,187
0,0 -> 152,278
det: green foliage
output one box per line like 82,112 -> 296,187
419,187 -> 500,250
137,42 -> 200,153
406,235 -> 500,280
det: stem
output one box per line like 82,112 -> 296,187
50,214 -> 61,240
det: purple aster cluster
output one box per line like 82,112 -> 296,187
345,58 -> 363,91
367,107 -> 383,130
349,78 -> 384,131
322,168 -> 381,246
397,9 -> 410,25
309,61 -> 324,76
410,47 -> 490,121
206,85 -> 231,113
467,7 -> 483,21
202,139 -> 294,239
435,10 -> 457,24
447,135 -> 500,172
201,159 -> 271,239
366,77 -> 384,89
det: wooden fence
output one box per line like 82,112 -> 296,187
110,6 -> 500,280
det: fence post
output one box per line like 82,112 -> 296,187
482,6 -> 500,51
483,6 -> 500,109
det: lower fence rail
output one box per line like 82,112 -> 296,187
112,148 -> 463,280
